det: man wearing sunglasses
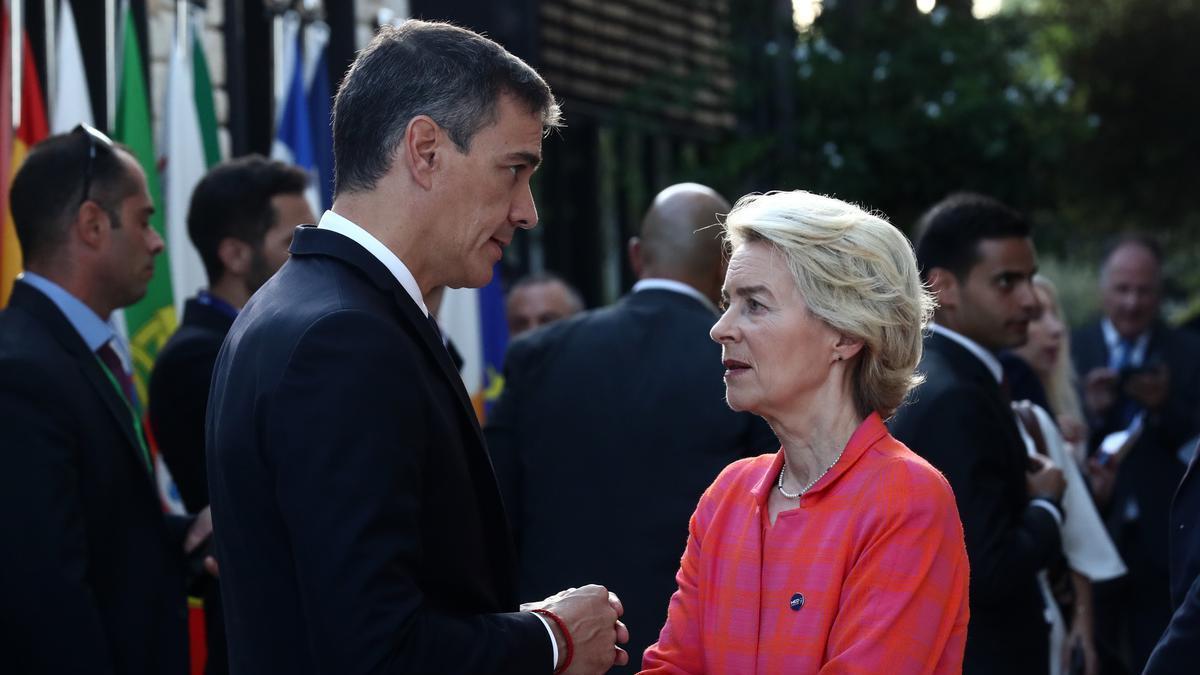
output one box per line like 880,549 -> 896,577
0,125 -> 208,673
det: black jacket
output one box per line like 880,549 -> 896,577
485,288 -> 778,670
0,280 -> 190,674
1144,443 -> 1200,674
150,297 -> 236,513
206,226 -> 548,674
889,331 -> 1060,675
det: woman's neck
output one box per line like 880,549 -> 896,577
765,382 -> 865,489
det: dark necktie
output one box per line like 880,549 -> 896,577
96,341 -> 140,412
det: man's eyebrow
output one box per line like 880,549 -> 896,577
506,151 -> 542,170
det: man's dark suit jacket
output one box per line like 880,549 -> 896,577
0,280 -> 190,674
485,288 -> 778,671
206,226 -> 549,674
889,331 -> 1061,675
1144,442 -> 1200,674
1073,320 -> 1200,666
149,296 -> 235,675
150,296 -> 235,513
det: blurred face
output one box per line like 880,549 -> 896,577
941,237 -> 1039,352
101,153 -> 163,310
506,281 -> 579,336
1101,243 -> 1161,340
710,241 -> 840,419
1014,285 -> 1064,379
247,192 -> 315,292
429,94 -> 543,289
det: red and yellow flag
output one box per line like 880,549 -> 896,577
0,19 -> 49,307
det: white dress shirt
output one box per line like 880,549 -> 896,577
317,210 -> 429,317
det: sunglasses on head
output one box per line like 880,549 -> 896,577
73,123 -> 115,208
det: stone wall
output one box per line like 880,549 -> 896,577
145,0 -> 230,158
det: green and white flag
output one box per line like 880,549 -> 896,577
161,6 -> 221,314
114,5 -> 174,398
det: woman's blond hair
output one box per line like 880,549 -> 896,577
723,190 -> 934,419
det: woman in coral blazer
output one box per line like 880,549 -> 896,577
641,191 -> 970,674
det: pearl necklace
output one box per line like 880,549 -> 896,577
777,452 -> 844,500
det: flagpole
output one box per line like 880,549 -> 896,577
267,0 -> 291,130
106,0 -> 116,128
43,0 -> 55,118
11,0 -> 22,131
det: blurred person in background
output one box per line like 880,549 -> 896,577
891,192 -> 1066,675
505,271 -> 584,337
148,155 -> 315,675
1073,234 -> 1200,672
488,183 -> 778,671
1007,275 -> 1127,675
642,190 -> 968,673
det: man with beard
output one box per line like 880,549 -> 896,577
148,156 -> 314,674
889,192 -> 1066,675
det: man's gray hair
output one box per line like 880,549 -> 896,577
332,20 -> 562,196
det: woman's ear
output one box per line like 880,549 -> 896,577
833,333 -> 865,362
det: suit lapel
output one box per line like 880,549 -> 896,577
11,283 -> 158,492
289,227 -> 486,447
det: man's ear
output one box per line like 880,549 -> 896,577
74,201 -> 110,250
926,267 -> 959,311
627,237 -> 644,279
404,115 -> 441,191
217,237 -> 252,277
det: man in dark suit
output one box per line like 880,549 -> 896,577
148,156 -> 314,674
207,21 -> 626,674
0,126 -> 212,673
889,193 -> 1066,675
1073,235 -> 1200,671
1144,440 -> 1200,674
486,183 -> 778,670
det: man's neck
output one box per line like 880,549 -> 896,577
331,195 -> 430,294
24,263 -> 112,319
209,277 -> 250,310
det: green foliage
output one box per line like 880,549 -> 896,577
705,0 -> 1200,300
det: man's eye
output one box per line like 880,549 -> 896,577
747,298 -> 764,311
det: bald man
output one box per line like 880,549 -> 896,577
486,183 -> 777,671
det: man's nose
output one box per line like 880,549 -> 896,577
511,185 -> 538,230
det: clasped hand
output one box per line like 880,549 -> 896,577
522,584 -> 630,674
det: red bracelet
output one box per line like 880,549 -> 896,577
532,608 -> 574,674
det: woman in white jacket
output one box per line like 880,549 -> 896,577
1010,275 -> 1126,675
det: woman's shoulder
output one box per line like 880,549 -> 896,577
709,452 -> 779,494
859,434 -> 959,513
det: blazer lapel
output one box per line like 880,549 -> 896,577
11,283 -> 157,489
288,227 -> 486,447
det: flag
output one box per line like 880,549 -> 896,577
271,11 -> 318,212
303,19 -> 333,211
191,12 -> 221,168
113,5 -> 175,401
0,9 -> 13,283
50,0 -> 93,133
1,22 -> 49,307
439,264 -> 510,422
161,4 -> 219,316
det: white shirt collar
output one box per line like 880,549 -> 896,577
317,210 -> 428,317
631,278 -> 717,313
930,322 -> 1003,384
1100,319 -> 1151,368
